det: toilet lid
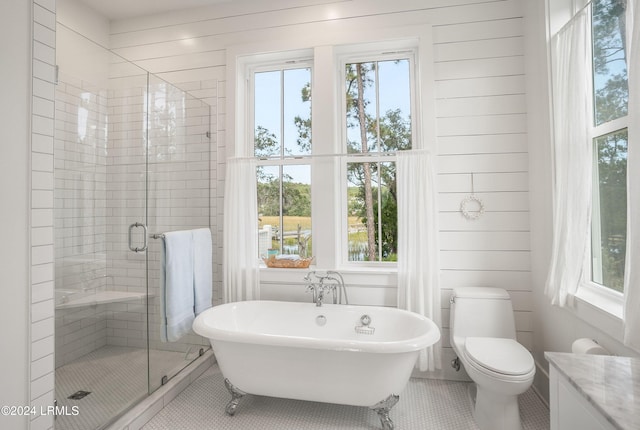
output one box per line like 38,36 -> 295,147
465,337 -> 534,376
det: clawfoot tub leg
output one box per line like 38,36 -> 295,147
223,378 -> 246,416
370,394 -> 400,430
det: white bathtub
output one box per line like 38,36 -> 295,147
193,300 -> 440,429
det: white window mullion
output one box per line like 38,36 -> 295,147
591,137 -> 604,284
311,45 -> 340,269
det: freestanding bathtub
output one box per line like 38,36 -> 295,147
192,300 -> 440,429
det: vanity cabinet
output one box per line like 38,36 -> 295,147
549,365 -> 615,430
546,352 -> 640,430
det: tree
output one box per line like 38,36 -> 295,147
344,61 -> 411,261
595,131 -> 627,292
593,0 -> 628,124
352,63 -> 377,261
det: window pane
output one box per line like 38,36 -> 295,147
254,71 -> 281,157
257,165 -> 280,258
377,60 -> 412,151
347,161 -> 397,262
345,60 -> 412,154
282,165 -> 311,256
592,0 -> 628,125
592,129 -> 627,292
257,164 -> 311,258
345,62 -> 377,153
255,68 -> 311,158
283,68 -> 311,156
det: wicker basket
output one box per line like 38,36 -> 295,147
262,256 -> 314,269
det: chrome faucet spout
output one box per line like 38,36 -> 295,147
304,270 -> 348,307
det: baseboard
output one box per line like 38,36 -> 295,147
532,359 -> 550,408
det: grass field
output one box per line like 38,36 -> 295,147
259,216 -> 311,232
259,215 -> 382,260
259,216 -> 363,232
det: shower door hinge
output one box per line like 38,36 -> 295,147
205,131 -> 211,139
54,65 -> 59,85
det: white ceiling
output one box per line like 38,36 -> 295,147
80,0 -> 239,20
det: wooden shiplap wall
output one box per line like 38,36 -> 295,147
108,0 -> 530,379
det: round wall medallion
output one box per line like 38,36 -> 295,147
460,195 -> 484,220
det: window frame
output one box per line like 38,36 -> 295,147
336,50 -> 419,267
249,60 -> 314,259
575,0 -> 628,319
244,44 -> 422,270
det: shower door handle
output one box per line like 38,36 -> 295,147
128,222 -> 148,252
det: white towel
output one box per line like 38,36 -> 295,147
192,228 -> 213,315
161,230 -> 195,342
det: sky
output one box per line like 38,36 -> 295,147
254,59 -> 412,185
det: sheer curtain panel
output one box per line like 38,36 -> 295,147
396,150 -> 441,372
545,7 -> 593,307
223,157 -> 260,303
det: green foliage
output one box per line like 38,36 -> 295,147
257,176 -> 311,217
595,130 -> 627,292
254,125 -> 278,157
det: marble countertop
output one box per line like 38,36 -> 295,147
545,352 -> 640,430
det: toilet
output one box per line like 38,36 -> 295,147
449,287 -> 535,430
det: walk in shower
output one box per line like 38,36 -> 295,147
54,24 -> 213,430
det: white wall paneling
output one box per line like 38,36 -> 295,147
104,0 -> 532,382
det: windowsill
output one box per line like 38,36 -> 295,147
258,263 -> 398,285
571,282 -> 624,342
575,282 -> 623,319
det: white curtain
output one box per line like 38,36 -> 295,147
545,7 -> 593,307
223,157 -> 260,302
396,150 -> 441,372
623,0 -> 640,351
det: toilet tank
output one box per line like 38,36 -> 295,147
450,287 -> 517,340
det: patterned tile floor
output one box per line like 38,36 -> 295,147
142,365 -> 550,430
55,346 -> 192,430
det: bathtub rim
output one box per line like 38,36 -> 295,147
193,300 -> 440,354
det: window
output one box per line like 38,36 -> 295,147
253,65 -> 312,258
589,0 -> 628,293
343,58 -> 413,262
247,45 -> 419,267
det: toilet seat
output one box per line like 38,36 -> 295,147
465,337 -> 534,376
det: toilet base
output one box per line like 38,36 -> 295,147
470,384 -> 522,430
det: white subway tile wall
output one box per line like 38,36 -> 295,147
54,73 -> 109,368
31,1 -> 57,428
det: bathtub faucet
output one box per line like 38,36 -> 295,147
303,271 -> 348,307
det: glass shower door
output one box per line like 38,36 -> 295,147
145,74 -> 211,393
55,22 -> 212,429
54,24 -> 151,429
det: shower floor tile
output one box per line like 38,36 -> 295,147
55,345 -> 191,430
141,365 -> 550,430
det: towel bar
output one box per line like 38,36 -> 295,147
150,233 -> 165,239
